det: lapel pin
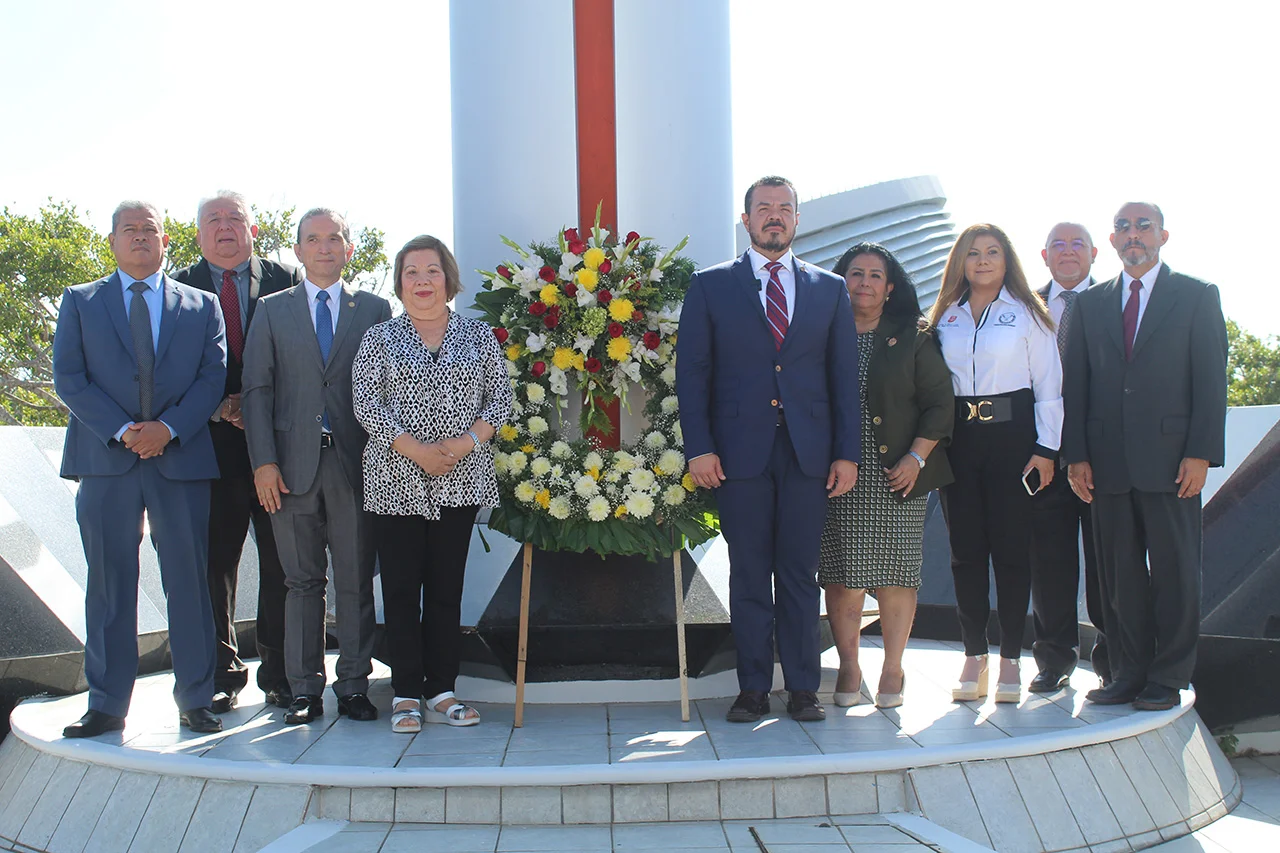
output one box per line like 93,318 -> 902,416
888,337 -> 898,346
348,301 -> 355,308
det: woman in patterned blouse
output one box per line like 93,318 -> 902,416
352,234 -> 513,733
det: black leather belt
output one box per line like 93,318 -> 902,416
320,433 -> 335,449
956,396 -> 1013,424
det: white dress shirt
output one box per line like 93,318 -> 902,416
1046,276 -> 1093,326
747,246 -> 796,323
1121,260 -> 1163,335
304,278 -> 343,333
935,288 -> 1063,451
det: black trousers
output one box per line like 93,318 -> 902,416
939,391 -> 1035,659
1091,490 -> 1201,690
208,450 -> 288,693
374,506 -> 478,699
1029,470 -> 1110,680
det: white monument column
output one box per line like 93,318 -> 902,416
614,0 -> 735,267
449,0 -> 580,307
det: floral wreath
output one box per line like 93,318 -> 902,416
473,207 -> 718,559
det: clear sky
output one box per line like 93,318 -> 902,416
3,0 -> 1278,334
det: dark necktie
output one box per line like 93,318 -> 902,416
1122,279 -> 1142,362
129,280 -> 155,420
1056,289 -> 1077,360
763,261 -> 788,350
219,269 -> 244,361
315,291 -> 333,430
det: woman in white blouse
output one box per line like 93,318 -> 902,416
927,224 -> 1061,705
352,235 -> 513,733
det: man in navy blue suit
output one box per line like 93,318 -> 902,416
53,201 -> 228,737
677,176 -> 861,722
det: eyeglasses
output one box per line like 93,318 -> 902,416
1048,240 -> 1090,251
1114,218 -> 1156,234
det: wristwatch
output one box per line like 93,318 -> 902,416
467,430 -> 482,448
907,451 -> 926,469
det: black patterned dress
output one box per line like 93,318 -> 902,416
819,330 -> 929,589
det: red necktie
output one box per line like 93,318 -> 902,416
764,261 -> 788,350
219,269 -> 245,361
1122,278 -> 1141,362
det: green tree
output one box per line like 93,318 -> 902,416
1227,319 -> 1280,406
0,201 -> 113,425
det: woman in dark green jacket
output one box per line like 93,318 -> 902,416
820,243 -> 955,708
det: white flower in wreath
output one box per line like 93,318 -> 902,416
586,495 -> 611,521
660,366 -> 676,386
673,421 -> 684,446
611,452 -> 637,474
629,468 -> 656,491
511,399 -> 525,418
663,484 -> 687,506
550,440 -> 571,459
527,416 -> 549,436
493,452 -> 510,475
525,332 -> 547,353
575,287 -> 597,308
558,259 -> 578,282
574,475 -> 599,498
507,451 -> 528,474
548,367 -> 569,396
514,263 -> 542,294
507,361 -> 520,379
648,266 -> 663,283
660,395 -> 679,415
604,484 -> 621,500
656,342 -> 674,362
655,306 -> 681,336
626,492 -> 656,518
548,495 -> 572,520
550,463 -> 564,479
644,431 -> 667,451
525,383 -> 546,404
573,333 -> 595,354
584,451 -> 605,472
514,481 -> 537,502
530,456 -> 552,477
658,448 -> 685,475
620,360 -> 642,383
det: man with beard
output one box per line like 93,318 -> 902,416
1062,202 -> 1227,711
677,176 -> 861,722
172,192 -> 303,713
1029,222 -> 1110,693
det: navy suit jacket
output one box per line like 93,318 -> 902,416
676,252 -> 861,479
53,272 -> 228,482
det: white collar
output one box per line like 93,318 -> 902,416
304,278 -> 344,301
1048,276 -> 1093,301
747,246 -> 795,275
1122,261 -> 1163,291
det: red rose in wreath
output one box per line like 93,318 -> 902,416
597,290 -> 612,305
585,357 -> 602,373
568,240 -> 588,256
643,331 -> 661,350
564,282 -> 578,297
543,313 -> 559,329
632,310 -> 644,322
608,322 -> 624,338
538,265 -> 556,282
564,228 -> 580,243
529,301 -> 547,316
531,361 -> 547,377
626,231 -> 641,245
496,265 -> 511,280
598,259 -> 612,274
494,327 -> 509,344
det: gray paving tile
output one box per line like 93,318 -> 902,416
231,785 -> 313,853
176,780 -> 254,853
83,771 -> 160,853
304,827 -> 389,853
1046,749 -> 1124,846
774,776 -> 828,818
562,785 -> 611,824
907,764 -> 991,848
394,787 -> 446,823
497,824 -> 612,851
1007,754 -> 1086,853
16,758 -> 87,850
1112,736 -> 1185,829
127,774 -> 205,853
0,751 -> 58,841
502,748 -> 609,767
46,764 -> 121,853
1081,742 -> 1156,837
964,760 -> 1042,853
613,820 -> 729,848
501,787 -> 562,825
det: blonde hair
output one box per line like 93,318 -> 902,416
927,223 -> 1053,332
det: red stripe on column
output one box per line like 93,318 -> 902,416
574,0 -> 621,450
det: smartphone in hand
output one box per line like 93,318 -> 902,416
1022,467 -> 1042,496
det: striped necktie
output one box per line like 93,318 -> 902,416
763,261 -> 788,350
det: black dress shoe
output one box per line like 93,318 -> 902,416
264,685 -> 294,709
1029,669 -> 1070,694
63,710 -> 125,739
1132,683 -> 1181,711
285,695 -> 324,725
337,693 -> 378,721
210,691 -> 238,714
1085,680 -> 1143,705
787,690 -> 826,722
726,690 -> 770,723
179,707 -> 224,733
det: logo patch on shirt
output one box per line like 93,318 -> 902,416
995,312 -> 1017,326
947,315 -> 957,323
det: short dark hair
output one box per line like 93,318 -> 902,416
296,207 -> 351,244
833,242 -> 923,322
744,176 -> 797,214
111,200 -> 161,232
393,234 -> 463,301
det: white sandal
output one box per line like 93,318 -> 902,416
391,697 -> 422,734
425,691 -> 480,727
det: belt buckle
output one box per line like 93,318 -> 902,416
965,400 -> 995,422
320,433 -> 334,449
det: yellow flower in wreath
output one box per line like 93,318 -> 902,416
575,268 -> 599,291
681,473 -> 697,492
506,343 -> 522,361
552,346 -> 576,370
608,297 -> 635,323
614,504 -> 628,518
586,466 -> 601,480
607,336 -> 632,361
539,284 -> 560,306
498,424 -> 519,442
583,246 -> 607,270
521,444 -> 536,454
535,489 -> 551,509
572,352 -> 586,370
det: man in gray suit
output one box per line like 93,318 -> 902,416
1062,202 -> 1228,712
242,208 -> 392,724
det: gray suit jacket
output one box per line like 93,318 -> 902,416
241,282 -> 393,496
1061,264 -> 1228,494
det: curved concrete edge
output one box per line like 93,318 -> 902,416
11,692 -> 1194,789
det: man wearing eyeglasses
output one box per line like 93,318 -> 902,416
1029,223 -> 1110,695
1061,203 -> 1227,711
